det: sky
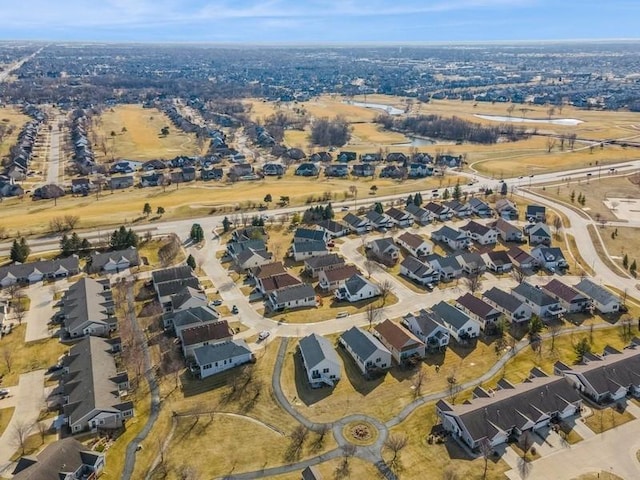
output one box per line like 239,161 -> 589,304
0,0 -> 638,43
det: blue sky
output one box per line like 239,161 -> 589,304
1,0 -> 638,43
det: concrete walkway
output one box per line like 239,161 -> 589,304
24,282 -> 65,342
0,370 -> 45,474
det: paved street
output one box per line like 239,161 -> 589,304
24,281 -> 65,342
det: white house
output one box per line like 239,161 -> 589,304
343,213 -> 371,234
268,284 -> 317,311
367,238 -> 401,264
424,202 -> 454,221
396,231 -> 433,257
482,287 -> 532,324
531,246 -> 568,271
298,333 -> 342,388
573,279 -> 621,314
193,340 -> 254,379
339,327 -> 391,375
291,240 -> 329,262
459,220 -> 498,245
316,219 -> 349,238
365,210 -> 394,230
526,222 -> 552,246
542,279 -> 590,313
335,274 -> 380,303
401,310 -> 450,350
492,218 -> 523,242
405,203 -> 433,225
400,256 -> 439,286
511,282 -> 565,319
424,254 -> 463,281
318,264 -> 360,291
236,248 -> 273,271
88,247 -> 140,274
430,301 -> 481,341
481,250 -> 513,273
431,226 -> 470,251
374,319 -> 425,364
385,207 -> 413,228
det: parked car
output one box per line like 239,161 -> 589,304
0,388 -> 9,398
258,331 -> 270,341
231,305 -> 239,314
341,206 -> 349,211
210,299 -> 223,307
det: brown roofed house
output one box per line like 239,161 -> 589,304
374,319 -> 425,364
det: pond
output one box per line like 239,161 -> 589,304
474,114 -> 584,126
345,101 -> 405,116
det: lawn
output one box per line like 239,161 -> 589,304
265,456 -> 380,480
583,406 -> 635,434
93,104 -> 203,162
596,226 -> 640,273
9,432 -> 58,461
0,407 -> 14,436
0,106 -> 30,158
0,324 -> 67,386
572,473 -> 624,480
280,333 -> 506,423
387,403 -> 509,480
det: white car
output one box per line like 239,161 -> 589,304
0,388 -> 9,397
258,331 -> 270,341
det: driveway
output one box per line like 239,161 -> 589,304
0,370 -> 46,474
24,282 -> 65,342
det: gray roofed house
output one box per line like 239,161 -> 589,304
456,293 -> 501,330
163,305 -> 220,334
299,333 -> 341,388
192,339 -> 253,379
573,278 -> 621,314
12,437 -> 105,480
151,265 -> 194,285
526,204 -> 546,222
342,213 -> 371,234
315,219 -> 349,238
294,227 -> 328,243
482,287 -> 532,324
468,198 -> 493,217
405,203 -> 433,225
491,218 -> 524,242
304,253 -> 345,278
365,210 -> 394,230
385,207 -> 413,227
531,246 -> 568,271
235,248 -> 273,270
481,250 -> 513,273
62,336 -> 133,434
338,326 -> 391,375
367,237 -> 400,265
542,279 -> 590,313
59,278 -> 117,339
227,239 -> 268,260
171,286 -> 208,312
399,255 -> 439,286
437,374 -> 581,451
455,252 -> 486,275
512,282 -> 565,318
459,220 -> 498,245
431,225 -> 470,250
401,309 -> 450,350
526,222 -> 552,245
268,284 -> 317,311
424,253 -> 463,281
0,256 -> 80,288
156,277 -> 201,307
88,247 -> 140,274
396,231 -> 433,257
291,240 -> 329,261
430,301 -> 481,341
335,274 -> 380,302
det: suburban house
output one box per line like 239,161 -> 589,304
339,327 -> 391,376
310,152 -> 333,163
59,278 -> 117,339
316,219 -> 349,238
192,339 -> 254,379
88,247 -> 140,274
424,202 -> 454,221
262,163 -> 285,176
295,163 -> 319,176
360,152 -> 381,163
443,200 -> 473,218
481,250 -> 513,273
436,374 -> 582,451
401,309 -> 450,350
542,279 -> 590,313
61,336 -> 133,434
250,262 -> 287,283
526,223 -> 552,246
573,279 -> 620,314
469,198 -> 493,217
531,246 -> 568,271
430,301 -> 481,341
318,264 -> 360,291
385,207 -> 413,228
140,172 -> 165,188
456,293 -> 502,331
294,228 -> 328,244
304,254 -> 345,278
495,198 -> 518,220
232,226 -> 267,243
365,210 -> 394,230
335,274 -> 380,303
298,333 -> 341,388
351,163 -> 375,177
482,287 -> 532,324
424,254 -> 463,281
324,164 -> 349,177
456,252 -> 486,275
268,284 -> 317,311
236,248 -> 273,271
512,282 -> 565,319
367,238 -> 401,264
343,213 -> 372,234
507,247 -> 537,270
526,205 -> 547,222
374,319 -> 425,364
201,167 -> 223,181
152,266 -> 199,309
0,256 -> 80,287
400,256 -> 439,286
555,347 -> 640,403
337,151 -> 357,163
227,239 -> 268,261
492,218 -> 523,243
405,203 -> 433,225
291,240 -> 329,262
71,177 -> 94,194
460,220 -> 498,245
163,305 -> 220,334
179,320 -> 234,358
396,231 -> 433,257
12,437 -> 105,480
170,287 -> 208,314
108,175 -> 134,190
408,163 -> 433,178
258,272 -> 302,296
431,226 -> 470,251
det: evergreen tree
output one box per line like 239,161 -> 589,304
186,254 -> 196,270
528,315 -> 544,341
574,337 -> 592,363
60,234 -> 72,257
442,188 -> 450,200
405,194 -> 414,206
374,202 -> 384,214
570,191 -> 576,203
500,182 -> 508,196
156,206 -> 165,215
190,223 -> 204,243
110,226 -> 139,250
264,193 -> 272,204
324,203 -> 334,220
18,237 -> 30,263
453,181 -> 462,201
222,216 -> 231,233
631,260 -> 637,276
251,216 -> 265,227
80,238 -> 92,254
70,232 -> 81,252
10,238 -> 30,263
414,192 -> 422,206
580,194 -> 586,206
143,202 -> 152,217
623,254 -> 629,269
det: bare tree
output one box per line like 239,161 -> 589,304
286,425 -> 309,461
552,216 -> 562,236
412,369 -> 427,399
177,465 -> 198,480
2,348 -> 13,373
379,279 -> 395,306
463,271 -> 483,294
12,420 -> 31,456
12,290 -> 27,324
363,259 -> 378,278
517,431 -> 534,478
511,265 -> 527,284
64,215 -> 80,230
36,420 -> 48,444
49,216 -> 66,232
480,438 -> 493,480
546,137 -> 557,153
383,434 -> 408,470
447,374 -> 460,403
549,323 -> 562,353
366,303 -> 381,330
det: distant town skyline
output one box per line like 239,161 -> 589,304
0,0 -> 638,43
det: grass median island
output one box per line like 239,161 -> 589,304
0,407 -> 15,436
93,104 -> 203,162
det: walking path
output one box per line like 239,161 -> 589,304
24,281 -> 66,342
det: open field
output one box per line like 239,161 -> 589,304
597,226 -> 640,272
388,404 -> 509,480
0,106 -> 30,158
93,104 -> 203,162
0,170 -> 458,236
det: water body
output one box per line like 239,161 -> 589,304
474,114 -> 584,126
346,101 -> 405,116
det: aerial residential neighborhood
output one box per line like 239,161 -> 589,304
0,13 -> 640,480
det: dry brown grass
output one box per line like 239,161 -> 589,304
93,104 -> 203,162
583,406 -> 635,434
265,457 -> 381,480
0,106 -> 30,158
597,226 -> 640,272
572,473 -> 624,480
9,432 -> 57,462
0,407 -> 15,436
